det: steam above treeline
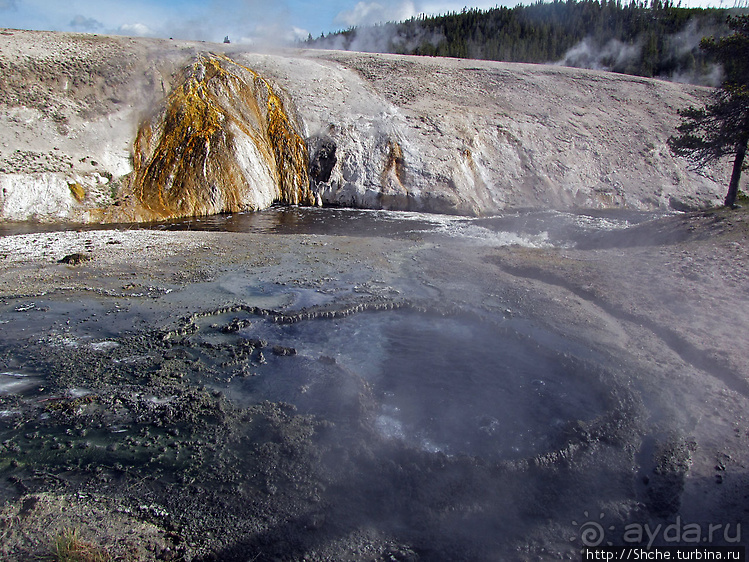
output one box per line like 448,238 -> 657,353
302,0 -> 748,86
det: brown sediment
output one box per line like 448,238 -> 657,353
376,138 -> 412,209
131,53 -> 314,220
382,138 -> 407,187
67,182 -> 86,203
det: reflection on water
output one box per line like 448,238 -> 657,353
0,205 -> 672,249
0,372 -> 42,395
155,206 -> 668,248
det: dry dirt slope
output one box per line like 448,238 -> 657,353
0,28 -> 731,223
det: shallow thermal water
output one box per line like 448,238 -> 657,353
0,206 -> 703,559
185,306 -> 611,461
154,206 -> 667,248
0,207 -> 656,463
0,205 -> 669,248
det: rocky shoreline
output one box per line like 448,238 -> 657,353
0,207 -> 746,560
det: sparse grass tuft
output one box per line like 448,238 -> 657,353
50,527 -> 110,562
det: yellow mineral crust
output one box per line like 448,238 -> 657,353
131,53 -> 314,220
383,139 -> 406,187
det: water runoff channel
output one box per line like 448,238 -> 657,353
0,207 -> 688,559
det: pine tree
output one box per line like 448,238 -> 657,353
669,16 -> 749,207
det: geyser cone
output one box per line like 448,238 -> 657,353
131,53 -> 315,220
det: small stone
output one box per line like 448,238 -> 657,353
272,345 -> 297,356
58,253 -> 91,265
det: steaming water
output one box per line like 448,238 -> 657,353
0,206 -> 667,248
187,305 -> 610,460
152,206 -> 665,248
136,207 -> 659,460
0,208 -> 650,456
0,206 -> 694,555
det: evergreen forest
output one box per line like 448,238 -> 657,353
302,0 -> 748,85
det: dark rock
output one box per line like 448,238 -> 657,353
308,134 -> 337,184
646,437 -> 697,518
58,252 -> 91,265
19,496 -> 38,518
220,318 -> 252,333
271,345 -> 296,356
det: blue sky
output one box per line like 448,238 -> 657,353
0,0 -> 733,45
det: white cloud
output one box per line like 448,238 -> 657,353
239,22 -> 312,47
69,15 -> 103,32
292,26 -> 311,41
118,22 -> 154,37
335,1 -> 417,28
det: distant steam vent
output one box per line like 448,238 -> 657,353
131,53 -> 315,220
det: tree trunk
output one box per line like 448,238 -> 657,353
725,136 -> 749,207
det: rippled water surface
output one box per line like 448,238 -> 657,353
157,206 -> 667,248
186,307 -> 611,460
0,206 -> 669,248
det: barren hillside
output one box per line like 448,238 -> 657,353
0,28 -> 729,222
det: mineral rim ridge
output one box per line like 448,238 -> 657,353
0,28 -> 730,222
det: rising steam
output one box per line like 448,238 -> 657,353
318,22 -> 444,54
556,19 -> 725,86
555,37 -> 642,73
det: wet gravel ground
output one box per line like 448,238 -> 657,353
0,208 -> 747,561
